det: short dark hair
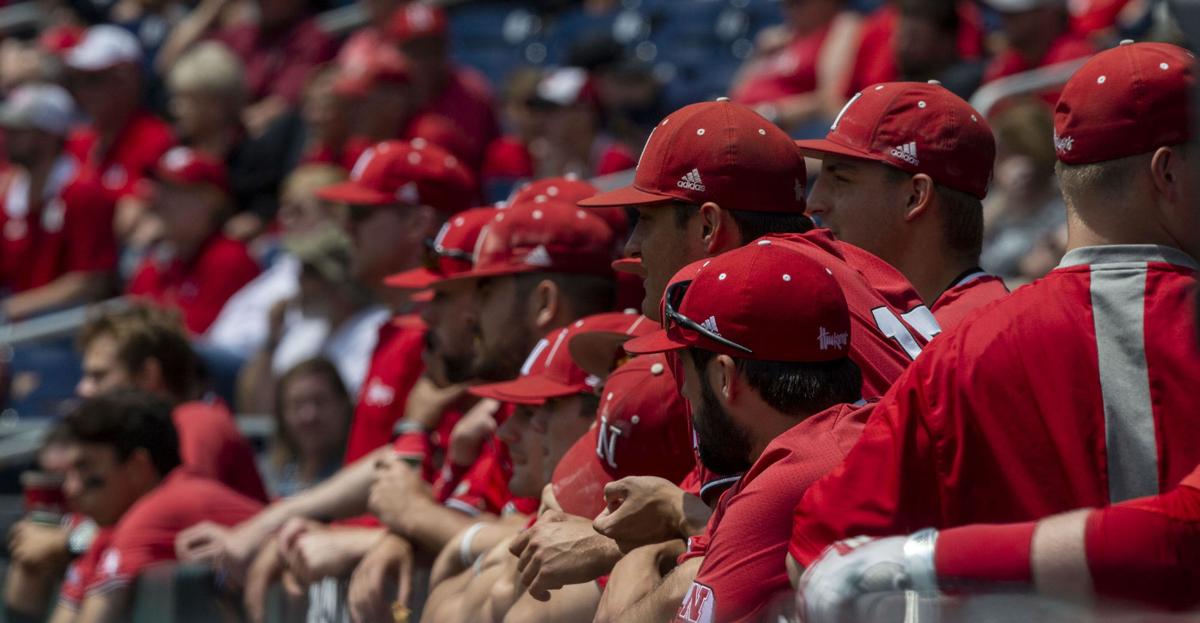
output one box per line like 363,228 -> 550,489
688,347 -> 862,417
896,0 -> 958,34
882,167 -> 983,260
672,202 -> 814,244
61,390 -> 182,477
79,305 -> 199,400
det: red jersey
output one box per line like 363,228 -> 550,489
59,528 -> 112,609
675,403 -> 870,623
0,158 -> 116,293
391,407 -> 465,484
789,245 -> 1200,566
844,3 -> 985,97
769,230 -> 937,398
733,24 -> 832,105
930,271 -> 1009,332
71,470 -> 261,602
126,234 -> 261,334
342,316 -> 426,464
65,111 -> 176,202
216,17 -> 337,105
173,399 -> 269,503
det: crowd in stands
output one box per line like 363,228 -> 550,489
0,0 -> 1196,621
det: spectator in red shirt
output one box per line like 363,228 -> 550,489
63,25 -> 176,247
528,67 -> 636,180
845,0 -> 986,99
126,147 -> 261,334
213,0 -> 337,136
730,0 -> 862,131
44,391 -> 262,623
387,3 -> 500,165
982,0 -> 1096,95
0,83 -> 117,322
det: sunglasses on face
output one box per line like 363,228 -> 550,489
663,280 -> 753,355
421,237 -> 473,271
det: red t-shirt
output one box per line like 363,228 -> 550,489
67,470 -> 262,604
422,66 -> 500,162
675,403 -> 871,623
216,17 -> 337,105
173,399 -> 269,503
442,434 -> 519,517
982,31 -> 1095,102
844,3 -> 985,97
0,159 -> 116,293
732,24 -> 833,105
930,272 -> 1009,332
65,111 -> 176,203
789,245 -> 1200,566
342,316 -> 427,464
59,527 -> 112,609
126,235 -> 261,334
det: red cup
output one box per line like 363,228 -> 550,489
20,470 -> 65,524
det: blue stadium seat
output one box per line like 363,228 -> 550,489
448,3 -> 546,87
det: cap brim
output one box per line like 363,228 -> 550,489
409,289 -> 433,302
569,331 -> 641,378
384,267 -> 441,290
612,257 -> 644,275
577,184 -> 677,209
468,374 -> 587,405
432,263 -> 540,286
794,138 -> 888,164
622,329 -> 687,355
550,429 -> 613,519
316,182 -> 392,205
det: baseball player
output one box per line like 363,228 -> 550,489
788,41 -> 1200,587
602,240 -> 870,622
799,80 -> 1010,329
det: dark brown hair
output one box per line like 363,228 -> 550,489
78,305 -> 199,400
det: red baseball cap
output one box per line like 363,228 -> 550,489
1054,41 -> 1193,165
551,354 -> 694,519
388,3 -> 448,42
334,50 -> 408,98
439,200 -> 618,282
404,113 -> 477,166
155,146 -> 229,193
384,206 -> 496,290
469,311 -> 647,404
795,81 -> 995,199
509,175 -> 599,206
624,237 -> 852,362
578,99 -> 807,213
317,140 -> 475,212
568,309 -> 654,378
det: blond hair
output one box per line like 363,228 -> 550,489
168,42 -> 245,100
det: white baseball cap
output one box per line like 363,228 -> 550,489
66,25 -> 142,72
983,0 -> 1066,13
0,83 -> 78,136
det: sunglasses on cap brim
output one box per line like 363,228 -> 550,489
664,280 -> 752,355
421,237 -> 473,271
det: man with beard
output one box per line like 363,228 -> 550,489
604,240 -> 869,622
0,83 -> 116,321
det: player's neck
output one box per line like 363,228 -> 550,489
894,243 -> 976,306
1063,208 -> 1191,257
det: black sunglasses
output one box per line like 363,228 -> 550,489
664,280 -> 753,355
422,237 -> 473,271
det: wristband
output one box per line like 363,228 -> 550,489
935,522 -> 1036,592
459,522 -> 487,568
903,528 -> 939,592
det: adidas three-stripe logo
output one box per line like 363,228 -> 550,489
701,316 -> 721,336
677,168 -> 706,192
890,142 -> 919,165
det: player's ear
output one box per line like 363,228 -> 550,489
531,278 -> 560,332
904,174 -> 934,223
699,202 -> 736,253
1150,145 -> 1183,205
714,354 -> 738,404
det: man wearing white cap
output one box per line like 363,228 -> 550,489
982,0 -> 1095,93
64,25 -> 175,214
0,83 -> 117,321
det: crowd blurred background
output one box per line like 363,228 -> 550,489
0,0 -> 1182,571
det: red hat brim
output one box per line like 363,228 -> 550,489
793,138 -> 889,165
384,267 -> 441,290
316,181 -> 392,206
622,329 -> 688,355
468,374 -> 588,405
577,184 -> 677,209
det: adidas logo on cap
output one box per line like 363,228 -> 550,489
524,244 -> 552,267
701,315 -> 721,336
677,168 -> 706,193
890,142 -> 919,166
